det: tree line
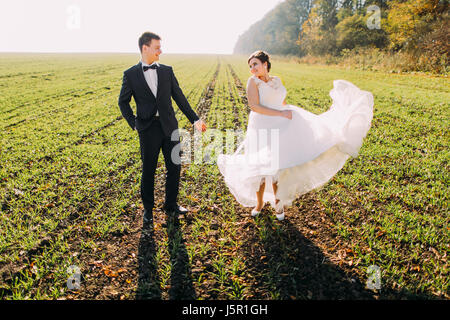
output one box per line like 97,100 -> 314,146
234,0 -> 448,72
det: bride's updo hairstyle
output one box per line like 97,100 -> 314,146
248,50 -> 271,72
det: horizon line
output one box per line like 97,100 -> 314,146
0,51 -> 242,55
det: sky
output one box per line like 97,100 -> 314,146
0,0 -> 282,54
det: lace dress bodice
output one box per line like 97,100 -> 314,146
251,75 -> 287,109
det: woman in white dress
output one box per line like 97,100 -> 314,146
217,51 -> 373,221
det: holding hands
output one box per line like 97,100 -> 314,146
194,119 -> 207,132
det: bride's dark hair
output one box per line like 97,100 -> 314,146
248,50 -> 271,72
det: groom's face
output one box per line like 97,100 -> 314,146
142,39 -> 162,62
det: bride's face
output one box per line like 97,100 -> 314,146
249,58 -> 268,76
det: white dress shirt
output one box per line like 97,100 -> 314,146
140,59 -> 201,127
141,60 -> 159,116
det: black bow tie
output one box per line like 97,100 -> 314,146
143,64 -> 158,71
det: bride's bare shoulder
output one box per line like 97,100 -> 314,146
247,75 -> 258,82
246,76 -> 259,88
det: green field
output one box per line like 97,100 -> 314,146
0,53 -> 448,300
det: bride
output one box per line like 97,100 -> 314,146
217,50 -> 373,221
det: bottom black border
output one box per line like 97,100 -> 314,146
0,299 -> 447,318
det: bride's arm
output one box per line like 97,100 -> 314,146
247,78 -> 289,118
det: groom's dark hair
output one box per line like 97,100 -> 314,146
139,32 -> 161,52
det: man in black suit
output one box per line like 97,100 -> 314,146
118,32 -> 206,223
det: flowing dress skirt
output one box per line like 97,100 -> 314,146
217,80 -> 374,208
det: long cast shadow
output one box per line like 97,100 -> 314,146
166,214 -> 196,299
136,213 -> 196,300
136,218 -> 161,299
242,215 -> 375,299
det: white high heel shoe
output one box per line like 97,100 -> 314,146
274,200 -> 285,221
251,207 -> 261,217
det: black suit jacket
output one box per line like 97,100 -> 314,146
118,62 -> 199,137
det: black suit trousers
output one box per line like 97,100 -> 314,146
138,117 -> 181,211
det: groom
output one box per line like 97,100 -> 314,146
118,32 -> 206,223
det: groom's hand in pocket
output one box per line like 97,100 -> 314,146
194,119 -> 207,132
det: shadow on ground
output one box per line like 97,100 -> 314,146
241,214 -> 375,299
136,213 -> 195,299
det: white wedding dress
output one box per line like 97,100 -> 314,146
217,75 -> 374,209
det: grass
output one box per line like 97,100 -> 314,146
0,53 -> 448,300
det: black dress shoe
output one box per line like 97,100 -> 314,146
143,209 -> 153,223
164,205 -> 189,215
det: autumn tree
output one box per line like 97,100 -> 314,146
386,0 -> 447,51
234,0 -> 314,55
335,2 -> 389,51
298,0 -> 339,55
